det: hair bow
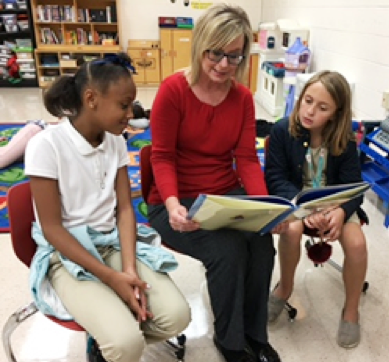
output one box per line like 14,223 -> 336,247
92,54 -> 137,74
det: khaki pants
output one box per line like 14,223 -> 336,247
48,247 -> 191,362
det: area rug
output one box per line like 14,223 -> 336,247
0,123 -> 264,232
0,123 -> 26,232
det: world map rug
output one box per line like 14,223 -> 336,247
0,123 -> 264,232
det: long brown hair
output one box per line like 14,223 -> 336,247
289,70 -> 355,156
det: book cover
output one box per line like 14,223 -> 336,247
187,181 -> 370,234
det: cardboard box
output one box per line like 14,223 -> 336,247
60,59 -> 77,67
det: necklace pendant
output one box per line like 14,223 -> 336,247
101,182 -> 105,189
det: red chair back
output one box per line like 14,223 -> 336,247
7,181 -> 85,331
7,181 -> 36,268
140,144 -> 153,202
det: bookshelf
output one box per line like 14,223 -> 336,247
30,0 -> 122,87
0,0 -> 38,87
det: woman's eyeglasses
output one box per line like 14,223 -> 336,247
205,49 -> 245,66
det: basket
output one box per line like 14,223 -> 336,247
261,61 -> 286,78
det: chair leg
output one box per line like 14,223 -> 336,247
284,302 -> 298,321
165,334 -> 186,362
2,302 -> 38,362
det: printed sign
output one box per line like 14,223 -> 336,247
191,1 -> 213,10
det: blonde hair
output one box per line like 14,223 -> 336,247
188,3 -> 252,85
289,70 -> 355,156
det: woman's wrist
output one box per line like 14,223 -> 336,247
165,196 -> 180,214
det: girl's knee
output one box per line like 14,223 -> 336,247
154,297 -> 191,339
342,230 -> 367,260
103,332 -> 145,362
347,239 -> 367,258
280,224 -> 303,246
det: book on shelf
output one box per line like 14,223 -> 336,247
187,181 -> 371,234
36,5 -> 75,22
36,5 -> 117,24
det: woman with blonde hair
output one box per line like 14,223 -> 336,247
147,4 -> 282,362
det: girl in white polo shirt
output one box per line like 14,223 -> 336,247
24,53 -> 190,362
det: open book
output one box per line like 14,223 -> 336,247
187,181 -> 370,234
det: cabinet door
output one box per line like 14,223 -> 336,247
144,49 -> 161,84
128,49 -> 145,84
249,54 -> 259,93
172,29 -> 192,72
160,29 -> 173,81
241,54 -> 259,93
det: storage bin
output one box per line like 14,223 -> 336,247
158,17 -> 176,28
176,17 -> 193,29
262,61 -> 286,78
60,59 -> 77,67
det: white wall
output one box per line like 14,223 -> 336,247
118,0 -> 261,44
261,0 -> 389,121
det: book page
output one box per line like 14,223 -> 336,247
189,195 -> 293,232
294,181 -> 370,218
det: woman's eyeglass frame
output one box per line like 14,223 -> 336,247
205,49 -> 245,66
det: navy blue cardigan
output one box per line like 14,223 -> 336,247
265,117 -> 363,221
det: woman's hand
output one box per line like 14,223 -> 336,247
106,269 -> 151,322
166,197 -> 200,232
168,204 -> 199,232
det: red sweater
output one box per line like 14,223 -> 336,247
148,72 -> 268,205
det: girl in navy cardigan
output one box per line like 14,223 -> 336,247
265,71 -> 367,349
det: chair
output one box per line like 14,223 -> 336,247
263,136 -> 369,321
2,181 -> 186,362
2,181 -> 85,362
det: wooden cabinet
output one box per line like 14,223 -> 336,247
160,29 -> 192,81
242,53 -> 259,93
127,40 -> 160,85
31,0 -> 121,87
248,53 -> 259,93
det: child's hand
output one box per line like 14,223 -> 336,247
303,210 -> 330,231
271,220 -> 289,234
133,285 -> 154,323
322,207 -> 345,241
106,270 -> 151,321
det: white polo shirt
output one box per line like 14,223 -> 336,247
25,119 -> 129,231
